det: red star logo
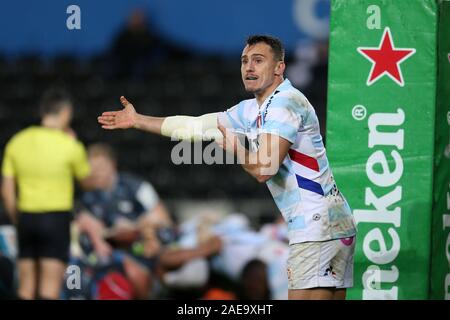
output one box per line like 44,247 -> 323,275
357,28 -> 416,87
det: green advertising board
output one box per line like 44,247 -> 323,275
430,0 -> 450,300
327,0 -> 450,299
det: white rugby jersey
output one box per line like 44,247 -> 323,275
218,79 -> 356,244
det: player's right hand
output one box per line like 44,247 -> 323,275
98,96 -> 137,129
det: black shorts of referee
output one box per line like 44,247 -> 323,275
17,211 -> 73,263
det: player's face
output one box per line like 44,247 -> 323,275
88,155 -> 117,189
241,43 -> 283,96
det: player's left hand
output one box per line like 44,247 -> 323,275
217,123 -> 239,154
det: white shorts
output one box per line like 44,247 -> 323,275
287,236 -> 355,290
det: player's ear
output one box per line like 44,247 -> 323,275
274,61 -> 285,76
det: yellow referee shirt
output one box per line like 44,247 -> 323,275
2,126 -> 90,213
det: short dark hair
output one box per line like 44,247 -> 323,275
246,35 -> 285,61
39,87 -> 73,118
88,143 -> 118,163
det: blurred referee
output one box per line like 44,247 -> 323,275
1,88 -> 91,299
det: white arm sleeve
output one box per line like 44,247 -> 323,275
160,112 -> 223,141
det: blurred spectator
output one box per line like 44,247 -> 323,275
155,233 -> 223,299
70,144 -> 225,300
109,8 -> 187,80
286,39 -> 329,90
75,143 -> 173,299
238,259 -> 271,300
1,87 -> 92,299
286,39 -> 329,139
178,212 -> 289,300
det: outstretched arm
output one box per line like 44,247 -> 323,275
98,96 -> 222,141
98,96 -> 165,134
158,236 -> 222,270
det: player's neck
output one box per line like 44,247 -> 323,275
255,77 -> 284,106
41,116 -> 64,130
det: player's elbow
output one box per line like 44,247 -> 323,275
255,174 -> 272,183
248,165 -> 277,183
254,162 -> 279,183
